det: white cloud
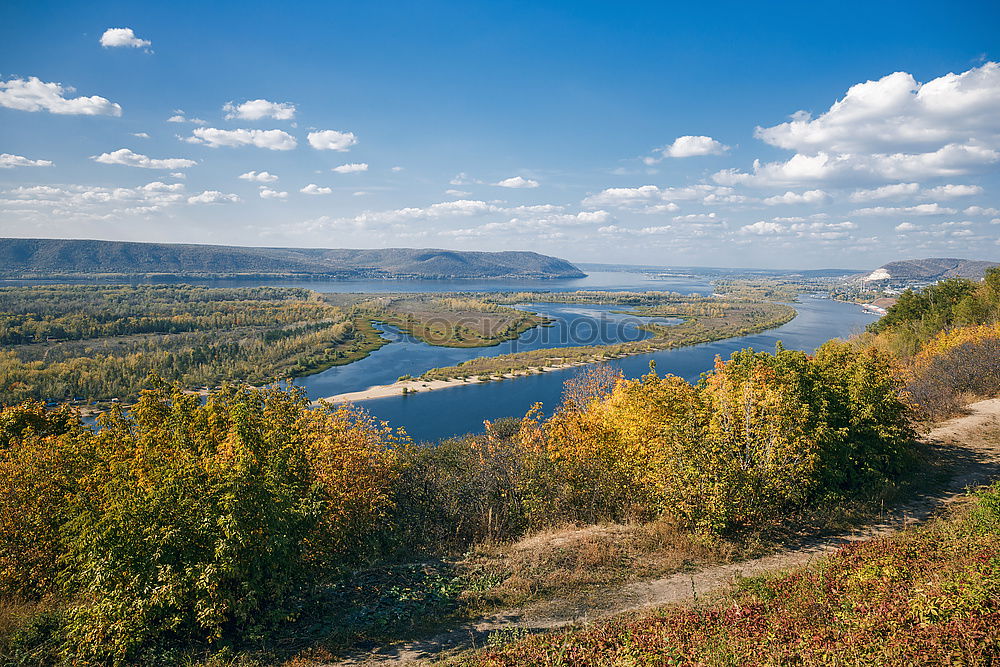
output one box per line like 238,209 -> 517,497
188,190 -> 240,204
896,222 -> 918,231
2,181 -> 192,220
445,189 -> 470,197
259,187 -> 288,200
132,132 -> 150,139
852,203 -> 956,216
0,153 -> 53,168
639,203 -> 681,213
495,176 -> 539,188
300,183 -> 332,195
714,144 -> 999,187
964,205 -> 1000,216
756,63 -> 1000,154
582,184 -> 731,208
93,148 -> 197,170
673,213 -> 718,222
307,130 -> 358,151
721,63 -> 1000,188
188,127 -> 297,150
239,170 -> 278,182
649,135 -> 729,161
762,189 -> 829,205
0,76 -> 122,116
391,166 -> 404,172
332,162 -> 369,174
223,99 -> 296,121
167,113 -> 206,125
924,184 -> 983,198
169,172 -> 186,179
740,221 -> 785,235
849,183 -> 921,202
99,28 -> 151,49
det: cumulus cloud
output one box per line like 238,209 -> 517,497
964,205 -> 1000,216
93,148 -> 197,170
673,213 -> 719,222
331,163 -> 368,174
852,203 -> 956,216
188,190 -> 240,204
300,183 -> 332,195
762,189 -> 829,205
259,187 -> 288,200
714,144 -> 999,187
740,221 -> 785,235
307,130 -> 358,151
167,112 -> 206,125
445,189 -> 470,197
896,222 -> 918,231
756,63 -> 1000,154
1,181 -> 195,221
720,63 -> 1000,188
132,132 -> 150,139
223,99 -> 296,121
187,128 -> 297,150
582,184 -> 733,208
648,135 -> 729,162
924,184 -> 983,198
238,170 -> 278,182
495,176 -> 539,188
0,76 -> 122,116
849,183 -> 921,202
99,28 -> 151,49
0,153 -> 53,168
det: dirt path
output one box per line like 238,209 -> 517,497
333,398 -> 1000,666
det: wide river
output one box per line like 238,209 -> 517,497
274,271 -> 877,442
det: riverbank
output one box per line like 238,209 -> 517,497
316,360 -> 594,404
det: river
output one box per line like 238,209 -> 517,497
295,295 -> 877,442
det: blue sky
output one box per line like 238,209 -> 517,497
1,0 -> 998,269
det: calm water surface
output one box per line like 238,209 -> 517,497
4,271 -> 712,295
298,295 -> 877,442
293,302 -> 678,397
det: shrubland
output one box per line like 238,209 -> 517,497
0,334 -> 914,663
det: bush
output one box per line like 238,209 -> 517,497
392,418 -> 527,553
0,383 -> 405,663
907,336 -> 1000,420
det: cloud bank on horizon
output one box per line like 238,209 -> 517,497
0,2 -> 997,269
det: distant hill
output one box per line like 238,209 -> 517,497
859,258 -> 1000,283
0,238 -> 586,280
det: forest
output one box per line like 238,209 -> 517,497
1,270 -> 999,664
0,285 -> 387,405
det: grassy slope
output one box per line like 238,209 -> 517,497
468,483 -> 1000,666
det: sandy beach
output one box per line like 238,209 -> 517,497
315,361 -> 593,404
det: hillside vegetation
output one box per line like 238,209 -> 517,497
2,270 -> 1000,665
0,238 -> 585,279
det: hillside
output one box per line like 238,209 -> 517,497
0,238 -> 586,280
860,257 -> 999,282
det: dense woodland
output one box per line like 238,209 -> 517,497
1,271 -> 999,664
0,285 -> 386,404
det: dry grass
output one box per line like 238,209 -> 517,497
459,519 -> 729,612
